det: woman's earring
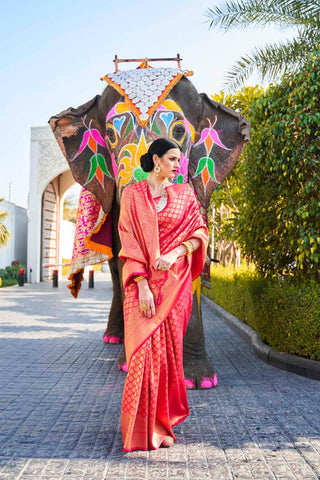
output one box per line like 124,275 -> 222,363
154,165 -> 160,176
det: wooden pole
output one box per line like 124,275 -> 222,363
112,54 -> 182,72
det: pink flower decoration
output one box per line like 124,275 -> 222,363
178,152 -> 189,182
111,152 -> 118,177
195,127 -> 230,151
75,128 -> 107,158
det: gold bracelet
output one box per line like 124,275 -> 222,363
181,241 -> 194,256
187,240 -> 195,254
181,241 -> 190,255
133,275 -> 146,283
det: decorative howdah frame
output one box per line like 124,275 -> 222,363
101,55 -> 193,128
112,54 -> 183,72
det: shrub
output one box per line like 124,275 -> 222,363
0,263 -> 25,287
204,265 -> 320,360
235,51 -> 320,279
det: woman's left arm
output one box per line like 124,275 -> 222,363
154,184 -> 208,272
153,237 -> 201,271
184,237 -> 201,252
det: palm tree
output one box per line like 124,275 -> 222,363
0,199 -> 11,248
206,0 -> 320,90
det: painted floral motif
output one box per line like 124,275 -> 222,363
175,152 -> 189,184
194,157 -> 218,186
86,154 -> 110,186
72,117 -> 111,188
105,99 -> 195,189
193,117 -> 230,189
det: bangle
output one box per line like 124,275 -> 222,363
133,275 -> 146,283
181,242 -> 190,255
187,240 -> 194,254
181,240 -> 194,256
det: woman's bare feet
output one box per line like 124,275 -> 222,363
160,436 -> 174,448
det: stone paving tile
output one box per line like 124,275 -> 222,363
0,272 -> 320,480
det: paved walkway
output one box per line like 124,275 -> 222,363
0,271 -> 319,480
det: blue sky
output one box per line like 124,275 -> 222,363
0,0 -> 294,207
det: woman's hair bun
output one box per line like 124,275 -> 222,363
140,152 -> 154,172
140,138 -> 180,173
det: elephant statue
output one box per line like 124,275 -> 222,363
49,61 -> 249,389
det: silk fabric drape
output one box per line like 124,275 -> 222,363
118,180 -> 208,451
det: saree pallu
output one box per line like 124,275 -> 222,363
67,187 -> 113,298
118,180 -> 208,451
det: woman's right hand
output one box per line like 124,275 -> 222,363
137,278 -> 155,318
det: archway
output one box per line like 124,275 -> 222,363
59,182 -> 81,278
40,169 -> 75,280
28,126 -> 76,282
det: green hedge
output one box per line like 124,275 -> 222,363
0,264 -> 25,287
203,265 -> 320,361
233,52 -> 320,279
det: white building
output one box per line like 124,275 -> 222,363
60,219 -> 76,259
0,200 -> 27,269
28,127 -> 75,282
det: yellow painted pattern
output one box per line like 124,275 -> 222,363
192,276 -> 201,315
115,103 -> 131,114
118,131 -> 150,189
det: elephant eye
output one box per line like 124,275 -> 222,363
170,121 -> 186,145
105,124 -> 117,148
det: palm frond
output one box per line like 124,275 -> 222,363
223,36 -> 319,90
0,198 -> 11,247
298,25 -> 320,43
0,223 -> 11,247
206,0 -> 320,30
0,212 -> 9,221
275,0 -> 320,19
271,1 -> 320,28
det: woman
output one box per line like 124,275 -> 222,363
118,138 -> 209,451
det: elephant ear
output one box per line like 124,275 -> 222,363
49,95 -> 115,213
189,93 -> 250,208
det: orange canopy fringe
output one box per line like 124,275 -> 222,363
84,212 -> 114,258
67,268 -> 84,299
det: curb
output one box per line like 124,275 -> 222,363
201,294 -> 320,381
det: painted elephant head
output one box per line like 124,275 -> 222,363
49,65 -> 249,211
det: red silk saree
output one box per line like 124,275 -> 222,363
118,179 -> 208,451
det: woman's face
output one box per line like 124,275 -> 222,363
154,148 -> 181,179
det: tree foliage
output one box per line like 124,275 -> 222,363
63,193 -> 79,224
235,51 -> 320,279
206,0 -> 320,89
212,85 -> 264,114
209,86 -> 264,264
